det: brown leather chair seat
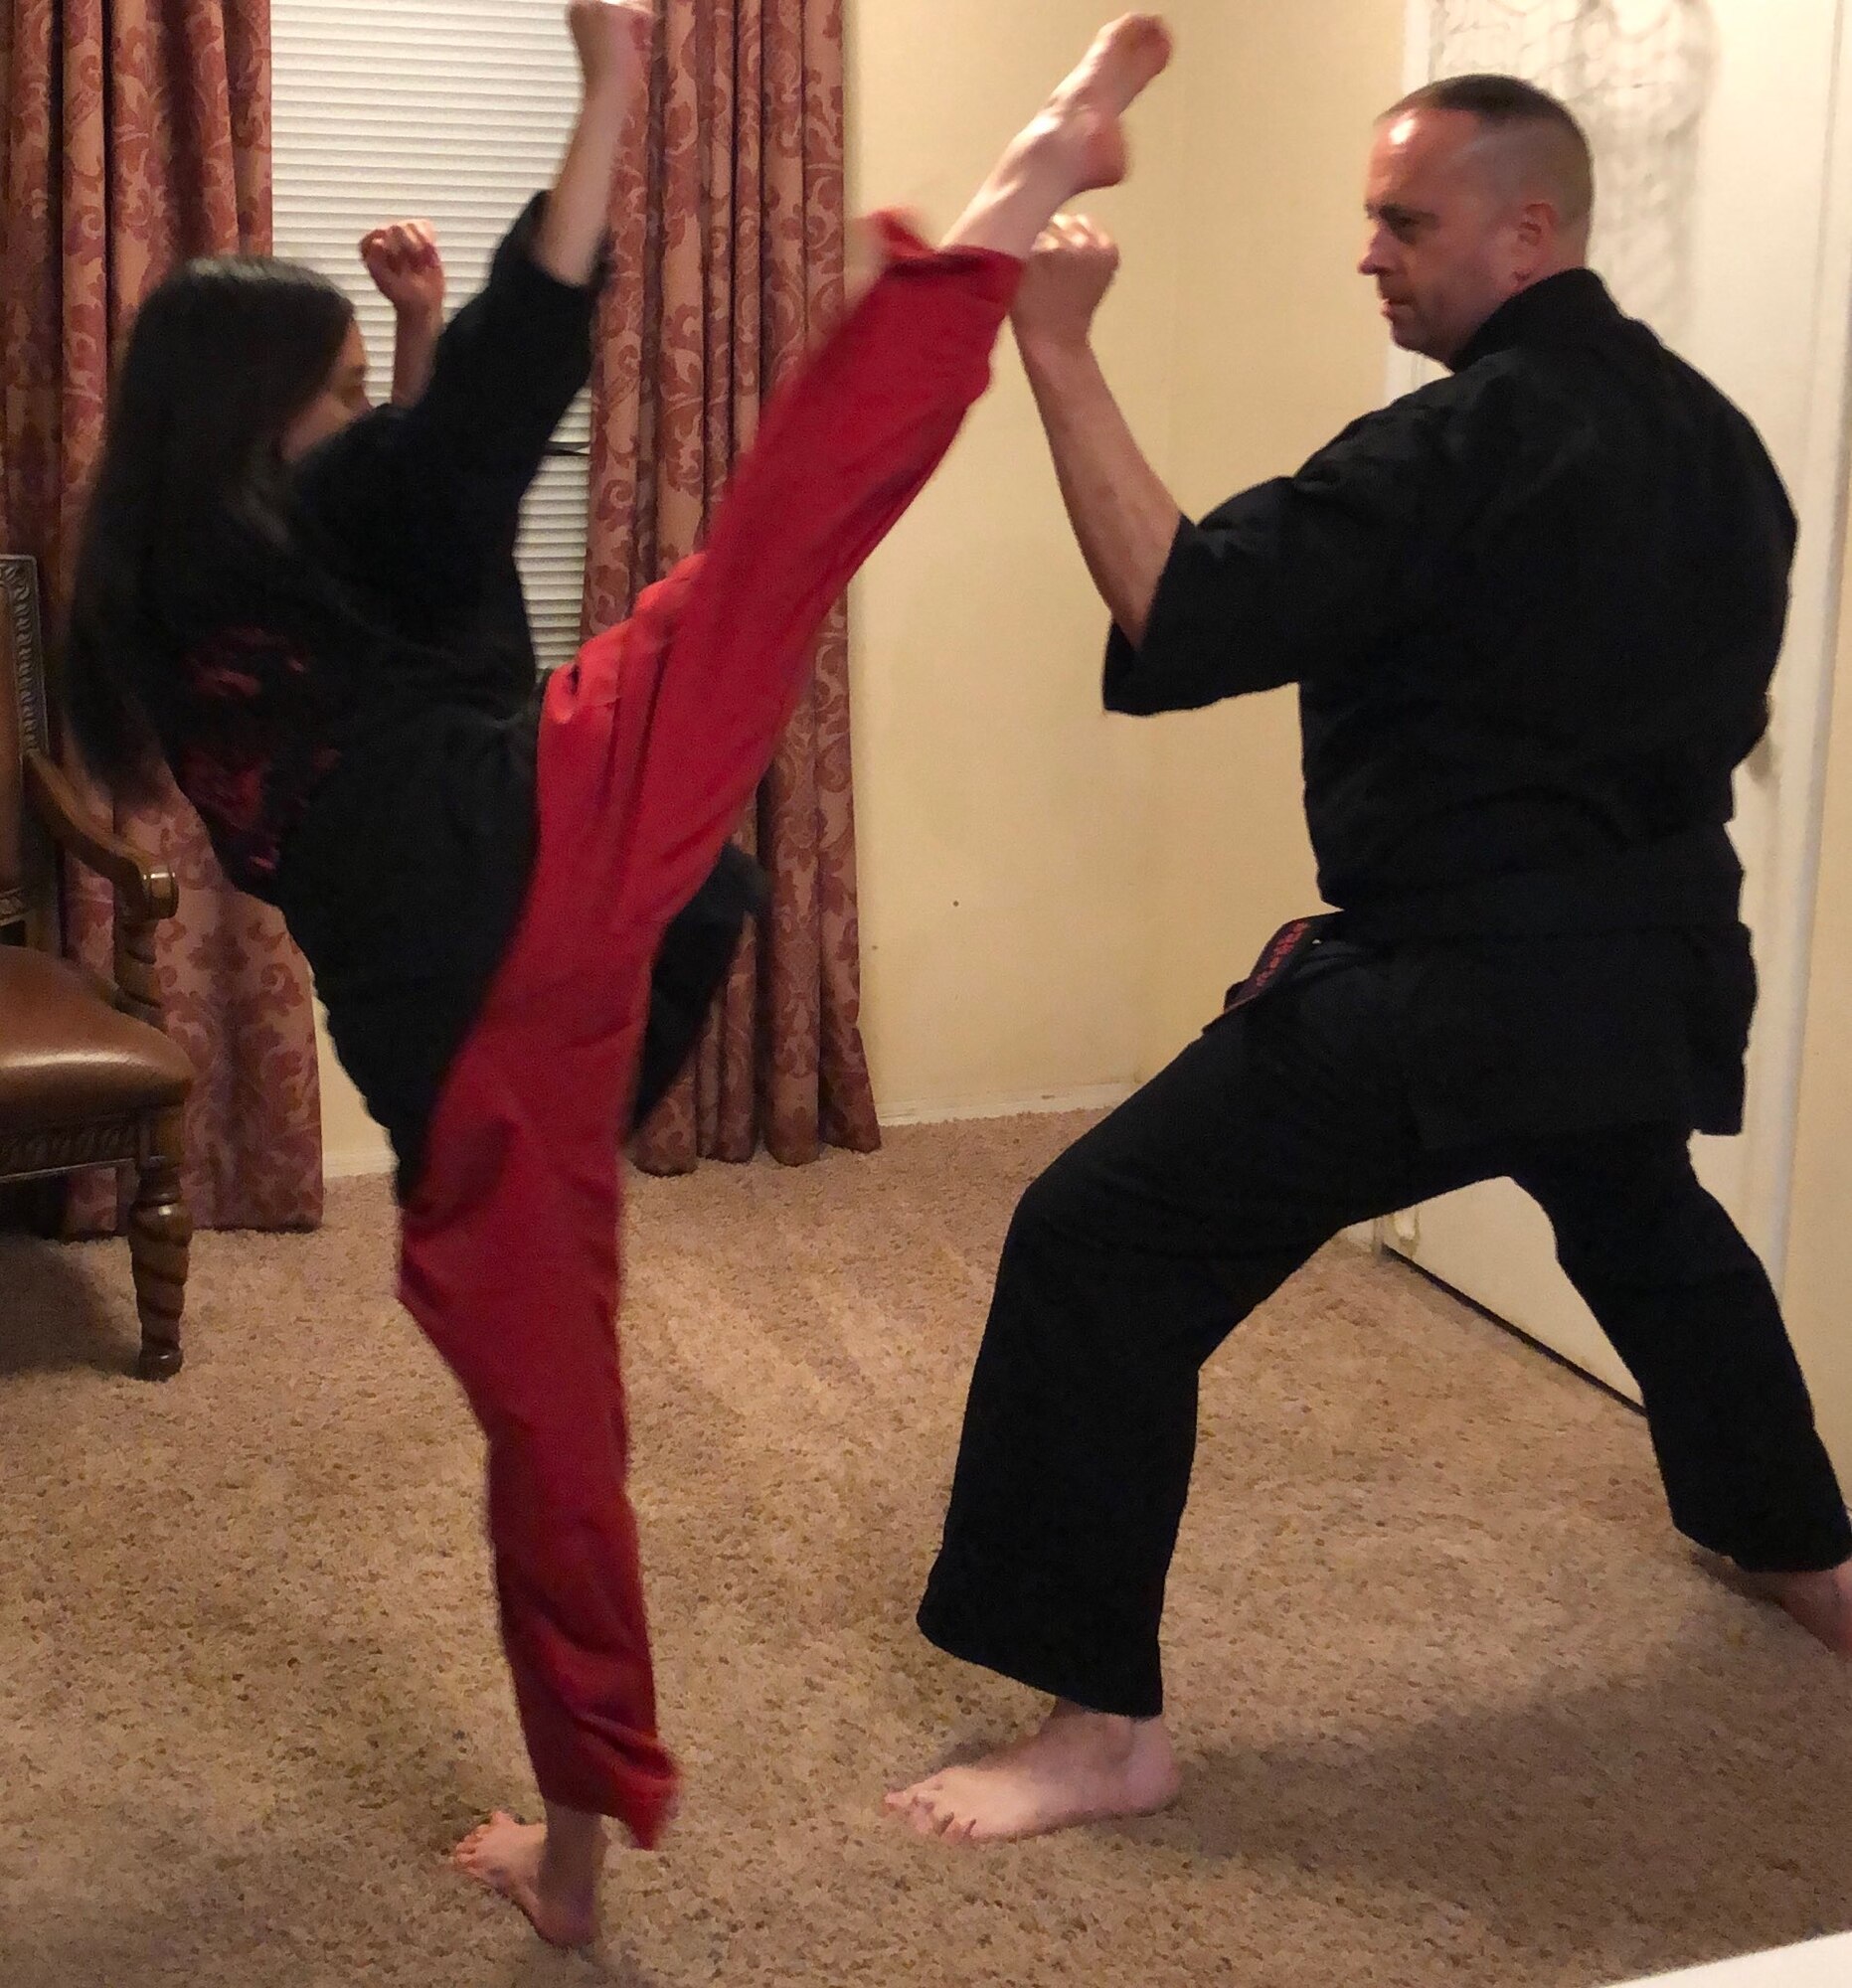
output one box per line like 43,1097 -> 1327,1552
0,944 -> 193,1134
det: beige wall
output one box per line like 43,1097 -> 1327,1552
316,0 -> 1407,1167
1139,0 -> 1405,1066
844,0 -> 1182,1118
1783,562 -> 1852,1479
849,0 -> 1405,1109
318,1011 -> 381,1178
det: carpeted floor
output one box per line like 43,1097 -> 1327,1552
3,1112 -> 1849,1988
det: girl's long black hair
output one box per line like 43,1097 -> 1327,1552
62,254 -> 355,800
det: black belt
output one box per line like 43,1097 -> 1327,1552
1214,826 -> 1744,1021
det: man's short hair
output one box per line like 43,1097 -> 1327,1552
1384,74 -> 1596,230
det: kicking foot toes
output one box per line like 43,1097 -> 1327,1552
1069,14 -> 1176,115
452,1812 -> 599,1948
1054,14 -> 1174,191
884,1705 -> 1180,1845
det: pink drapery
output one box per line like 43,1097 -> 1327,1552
1,0 -> 323,1232
586,0 -> 880,1172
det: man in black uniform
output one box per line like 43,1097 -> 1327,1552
887,75 -> 1852,1846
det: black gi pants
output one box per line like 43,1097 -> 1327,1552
918,940 -> 1852,1719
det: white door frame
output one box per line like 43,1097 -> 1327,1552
1385,0 -> 1852,1288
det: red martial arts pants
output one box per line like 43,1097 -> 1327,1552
398,221 -> 1020,1846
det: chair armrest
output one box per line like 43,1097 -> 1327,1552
24,751 -> 179,923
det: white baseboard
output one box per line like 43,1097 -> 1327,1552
880,1082 -> 1136,1128
318,1085 -> 1138,1186
322,1141 -> 394,1182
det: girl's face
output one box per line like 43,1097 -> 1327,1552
279,319 -> 371,463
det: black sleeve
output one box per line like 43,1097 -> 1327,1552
1103,397 -> 1448,716
402,191 -> 604,502
295,193 -> 605,641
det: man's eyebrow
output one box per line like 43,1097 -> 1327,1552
1368,201 -> 1437,227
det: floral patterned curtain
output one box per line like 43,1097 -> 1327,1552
587,0 -> 881,1172
1,0 -> 323,1231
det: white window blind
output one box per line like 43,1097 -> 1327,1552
270,0 -> 589,669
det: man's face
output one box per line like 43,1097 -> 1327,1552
1360,108 -> 1528,366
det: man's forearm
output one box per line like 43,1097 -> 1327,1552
1019,335 -> 1183,647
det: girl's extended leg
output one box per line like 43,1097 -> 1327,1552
562,12 -> 1178,948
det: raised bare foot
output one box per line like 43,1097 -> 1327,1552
1741,1559 -> 1852,1656
939,13 -> 1173,257
884,1702 -> 1181,1845
1046,14 -> 1176,193
452,1809 -> 601,1947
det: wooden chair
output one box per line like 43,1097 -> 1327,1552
0,555 -> 194,1379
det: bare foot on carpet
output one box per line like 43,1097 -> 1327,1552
1740,1558 -> 1852,1656
885,1702 -> 1181,1844
452,1808 -> 603,1947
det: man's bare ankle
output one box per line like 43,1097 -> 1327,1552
1048,1702 -> 1162,1752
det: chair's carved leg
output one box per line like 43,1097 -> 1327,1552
130,1111 -> 190,1381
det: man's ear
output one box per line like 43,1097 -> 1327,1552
1514,199 -> 1555,266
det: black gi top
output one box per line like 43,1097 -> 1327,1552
1106,269 -> 1795,1145
161,199 -> 759,1195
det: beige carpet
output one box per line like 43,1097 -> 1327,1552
3,1113 -> 1849,1988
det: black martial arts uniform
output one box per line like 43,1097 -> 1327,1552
918,267 -> 1852,1720
187,199 -> 762,1200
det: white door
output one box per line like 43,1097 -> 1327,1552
1384,0 -> 1852,1395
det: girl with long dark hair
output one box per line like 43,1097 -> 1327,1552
61,0 -> 1172,1944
